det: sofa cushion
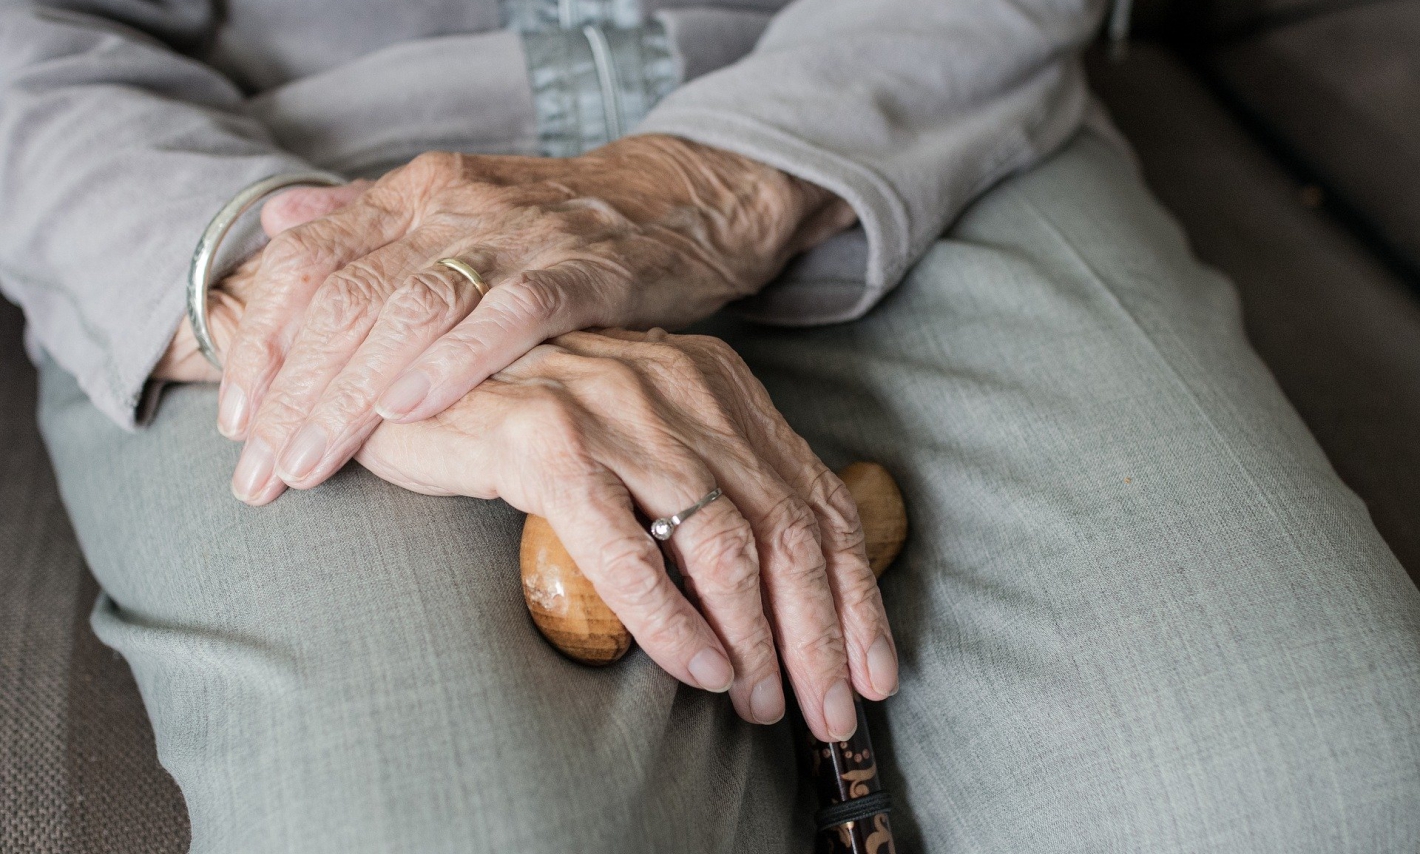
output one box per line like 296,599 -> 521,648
1207,0 -> 1420,279
1089,42 -> 1420,581
0,301 -> 188,854
1132,0 -> 1370,38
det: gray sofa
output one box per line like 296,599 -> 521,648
3,2 -> 1417,850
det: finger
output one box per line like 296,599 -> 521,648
606,431 -> 784,727
272,254 -> 492,490
230,228 -> 452,504
375,258 -> 620,423
555,332 -> 854,739
260,181 -> 371,237
548,465 -> 736,695
766,446 -> 895,702
691,335 -> 897,701
154,286 -> 249,383
218,189 -> 415,440
700,461 -> 853,741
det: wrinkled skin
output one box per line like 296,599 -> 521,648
170,135 -> 854,508
164,301 -> 897,740
366,329 -> 897,741
154,135 -> 891,740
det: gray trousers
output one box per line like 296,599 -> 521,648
38,133 -> 1420,853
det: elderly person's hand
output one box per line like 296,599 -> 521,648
352,328 -> 897,742
209,135 -> 855,504
152,178 -> 373,383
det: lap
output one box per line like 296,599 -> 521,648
39,130 -> 1420,853
717,131 -> 1420,851
38,368 -> 803,854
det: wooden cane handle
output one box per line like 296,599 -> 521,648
520,462 -> 907,666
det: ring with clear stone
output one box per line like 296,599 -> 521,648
649,488 -> 723,541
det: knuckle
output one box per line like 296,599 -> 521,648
842,579 -> 887,621
578,357 -> 644,405
262,229 -> 313,266
403,151 -> 463,186
764,494 -> 824,563
808,469 -> 865,549
687,520 -> 758,592
252,391 -> 308,435
700,550 -> 760,599
507,390 -> 587,458
683,334 -> 744,372
598,537 -> 668,608
227,332 -> 284,379
383,272 -> 467,328
644,341 -> 700,378
787,619 -> 848,671
318,379 -> 380,426
423,330 -> 484,374
739,631 -> 779,670
311,267 -> 382,333
638,604 -> 697,656
263,228 -> 340,282
501,274 -> 569,324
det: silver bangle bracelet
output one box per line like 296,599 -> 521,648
186,170 -> 347,369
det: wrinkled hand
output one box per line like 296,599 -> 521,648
209,135 -> 854,505
153,178 -> 372,384
356,328 -> 897,741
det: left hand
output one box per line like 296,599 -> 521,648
355,327 -> 898,741
217,135 -> 855,505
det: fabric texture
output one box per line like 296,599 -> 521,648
0,300 -> 188,854
524,22 -> 680,157
1087,42 -> 1420,579
0,0 -> 1099,428
635,0 -> 1104,327
1206,0 -> 1420,280
35,131 -> 1420,853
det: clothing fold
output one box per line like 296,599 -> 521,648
1,0 -> 1105,428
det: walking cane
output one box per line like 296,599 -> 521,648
520,463 -> 906,853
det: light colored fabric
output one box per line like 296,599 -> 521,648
0,0 -> 1100,428
37,132 -> 1420,852
523,22 -> 680,157
637,0 -> 1105,327
249,29 -> 542,176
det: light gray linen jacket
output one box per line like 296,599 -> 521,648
0,0 -> 1105,428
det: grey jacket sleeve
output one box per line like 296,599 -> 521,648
637,0 -> 1107,325
0,4 -> 312,429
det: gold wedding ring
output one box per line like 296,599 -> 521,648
435,257 -> 490,297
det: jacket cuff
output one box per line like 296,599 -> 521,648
633,107 -> 912,326
91,152 -> 312,430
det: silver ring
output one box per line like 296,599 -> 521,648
649,488 -> 723,541
187,170 -> 347,369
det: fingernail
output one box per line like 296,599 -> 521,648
867,636 -> 900,698
750,676 -> 785,724
277,423 -> 327,482
232,439 -> 275,502
688,648 -> 734,693
823,679 -> 858,742
218,385 -> 248,438
376,372 -> 431,419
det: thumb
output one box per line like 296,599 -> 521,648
260,180 -> 370,236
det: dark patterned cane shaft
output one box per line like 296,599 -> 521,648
810,696 -> 895,854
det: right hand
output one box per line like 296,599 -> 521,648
153,180 -> 371,384
212,139 -> 852,506
357,328 -> 899,742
